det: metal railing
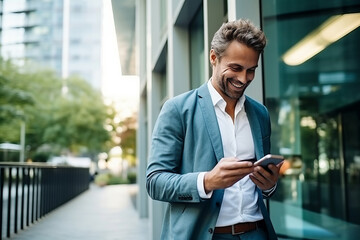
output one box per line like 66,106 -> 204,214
0,162 -> 90,239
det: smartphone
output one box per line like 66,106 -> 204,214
254,154 -> 284,169
238,158 -> 257,163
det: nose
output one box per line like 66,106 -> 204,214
236,70 -> 248,85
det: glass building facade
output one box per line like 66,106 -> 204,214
0,0 -> 64,71
0,0 -> 102,89
262,1 -> 360,239
136,0 -> 360,239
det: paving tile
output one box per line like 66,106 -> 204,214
7,184 -> 149,240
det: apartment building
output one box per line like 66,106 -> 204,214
0,0 -> 102,88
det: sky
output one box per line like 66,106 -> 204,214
101,0 -> 139,119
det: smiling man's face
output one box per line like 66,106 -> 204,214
210,41 -> 260,104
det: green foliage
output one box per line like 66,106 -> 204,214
0,58 -> 113,160
39,76 -> 110,154
32,152 -> 51,162
127,171 -> 137,184
0,59 -> 35,142
108,114 -> 137,166
107,175 -> 130,185
94,172 -> 132,186
0,57 -> 139,166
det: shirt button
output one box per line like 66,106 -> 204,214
216,202 -> 220,207
208,228 -> 213,234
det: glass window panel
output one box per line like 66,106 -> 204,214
1,29 -> 25,44
3,0 -> 26,12
2,13 -> 25,28
1,44 -> 25,59
262,0 -> 360,239
160,0 -> 167,37
189,5 -> 204,89
160,73 -> 167,102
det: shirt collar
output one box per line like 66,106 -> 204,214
207,79 -> 246,114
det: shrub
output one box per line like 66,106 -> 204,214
127,172 -> 137,184
94,173 -> 134,186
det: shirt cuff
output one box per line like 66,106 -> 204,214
197,172 -> 213,199
262,183 -> 277,197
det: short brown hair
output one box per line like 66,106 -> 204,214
211,19 -> 267,59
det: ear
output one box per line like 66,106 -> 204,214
210,49 -> 217,66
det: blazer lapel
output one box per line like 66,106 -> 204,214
197,84 -> 224,161
196,85 -> 264,161
244,97 -> 264,160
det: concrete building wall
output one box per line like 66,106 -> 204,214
136,1 -> 264,239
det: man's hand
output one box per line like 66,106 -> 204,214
204,157 -> 254,193
249,162 -> 283,191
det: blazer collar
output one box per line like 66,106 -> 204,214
197,83 -> 264,161
244,97 -> 264,160
198,83 -> 224,161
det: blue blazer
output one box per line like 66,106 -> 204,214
146,83 -> 277,240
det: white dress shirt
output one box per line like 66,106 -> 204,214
197,80 -> 263,227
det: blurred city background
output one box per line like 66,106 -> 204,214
0,0 -> 138,183
1,0 -> 360,240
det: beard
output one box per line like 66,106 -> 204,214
217,75 -> 248,100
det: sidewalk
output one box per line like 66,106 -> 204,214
8,184 -> 149,240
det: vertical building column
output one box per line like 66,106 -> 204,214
167,3 -> 190,97
204,0 -> 226,80
136,0 -> 149,219
229,0 -> 264,103
136,94 -> 148,219
147,1 -> 167,239
147,73 -> 166,240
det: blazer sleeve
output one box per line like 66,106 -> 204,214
146,99 -> 201,203
260,104 -> 277,198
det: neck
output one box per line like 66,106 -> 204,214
225,99 -> 237,121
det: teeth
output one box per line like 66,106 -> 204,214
229,79 -> 243,88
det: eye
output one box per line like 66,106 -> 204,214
230,66 -> 243,72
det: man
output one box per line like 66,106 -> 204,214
146,19 -> 281,240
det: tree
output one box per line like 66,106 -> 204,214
117,114 -> 137,166
0,59 -> 34,143
41,76 -> 111,155
103,101 -> 138,166
0,58 -> 112,161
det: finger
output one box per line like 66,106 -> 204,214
250,173 -> 275,190
255,165 -> 280,181
250,170 -> 266,182
249,174 -> 259,184
251,170 -> 275,186
233,161 -> 254,169
219,161 -> 254,172
224,168 -> 254,180
249,174 -> 266,188
266,164 -> 279,174
219,157 -> 239,163
254,166 -> 272,177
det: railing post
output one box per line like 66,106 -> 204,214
0,163 -> 89,238
7,168 -> 12,238
40,168 -> 45,218
35,168 -> 40,221
26,168 -> 30,227
0,168 -> 4,240
21,168 -> 25,230
14,168 -> 19,234
31,168 -> 36,224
